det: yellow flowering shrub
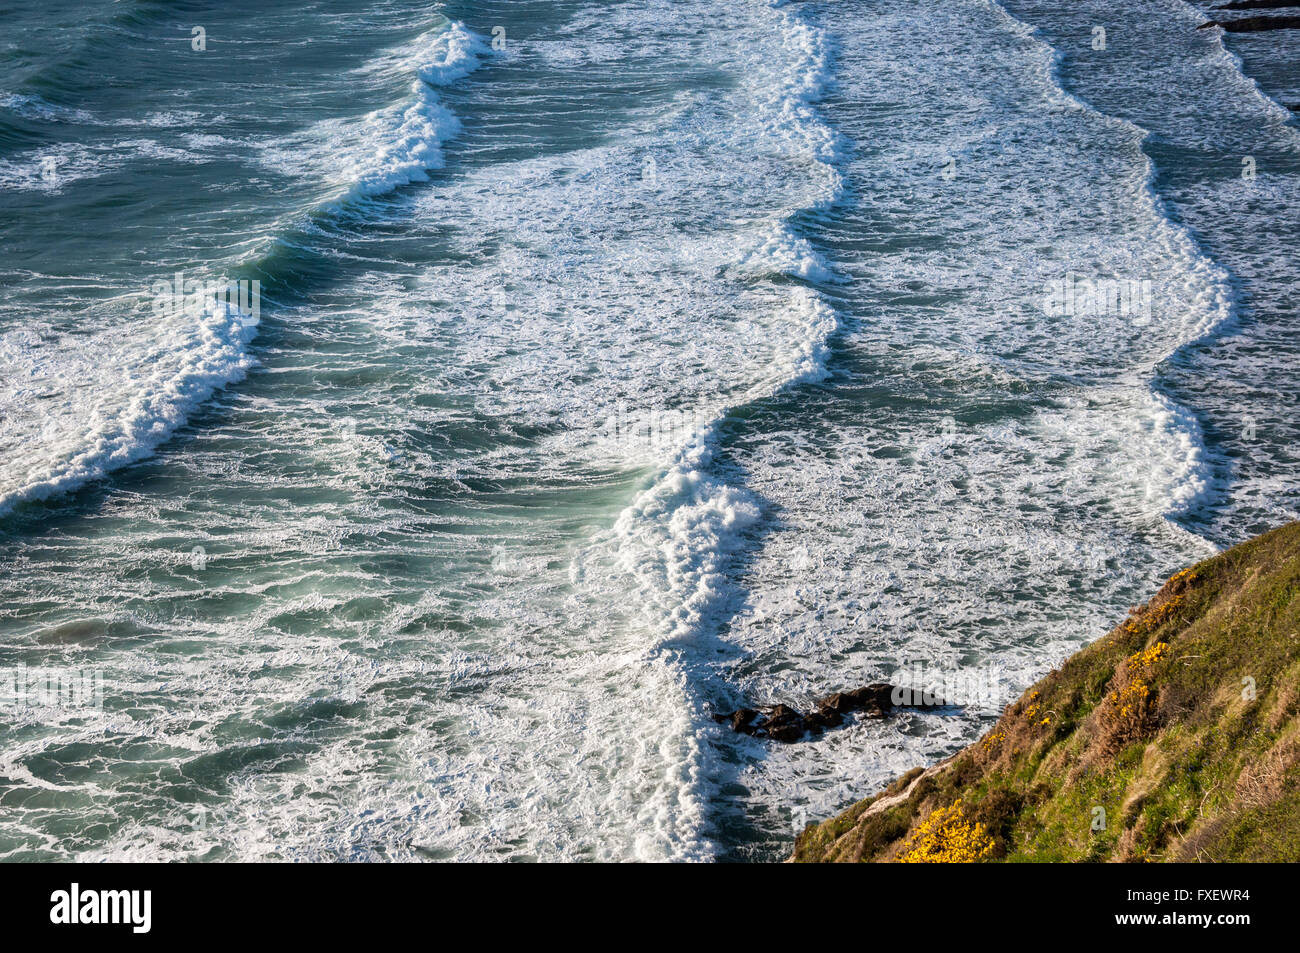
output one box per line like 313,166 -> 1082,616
1122,568 -> 1196,640
1097,642 -> 1168,755
1025,690 -> 1051,726
897,800 -> 995,863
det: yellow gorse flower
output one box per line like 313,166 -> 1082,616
1109,642 -> 1167,719
898,800 -> 995,863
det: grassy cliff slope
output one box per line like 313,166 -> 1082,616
793,522 -> 1300,862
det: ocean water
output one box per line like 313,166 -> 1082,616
0,0 -> 1294,861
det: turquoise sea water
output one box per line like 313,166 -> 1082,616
0,0 -> 1296,860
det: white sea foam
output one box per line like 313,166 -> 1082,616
0,137 -> 217,192
0,93 -> 95,124
735,224 -> 841,283
1172,1 -> 1300,147
0,295 -> 258,517
5,0 -> 1292,865
344,85 -> 463,198
412,21 -> 492,87
340,22 -> 491,197
591,0 -> 844,647
564,0 -> 846,856
261,21 -> 489,202
692,0 -> 1250,848
980,0 -> 1235,524
0,143 -> 112,192
0,20 -> 489,518
997,0 -> 1300,541
21,0 -> 845,862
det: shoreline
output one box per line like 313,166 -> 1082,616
792,522 -> 1300,862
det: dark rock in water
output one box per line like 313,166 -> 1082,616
1215,1 -> 1300,9
889,684 -> 946,707
715,682 -> 949,744
760,704 -> 806,743
729,708 -> 760,732
850,684 -> 890,708
1198,15 -> 1300,30
806,706 -> 844,730
817,691 -> 871,721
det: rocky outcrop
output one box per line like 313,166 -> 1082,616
717,682 -> 948,743
1214,1 -> 1300,10
1199,14 -> 1300,30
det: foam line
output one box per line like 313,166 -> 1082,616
0,22 -> 490,519
981,0 -> 1236,524
583,0 -> 847,856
